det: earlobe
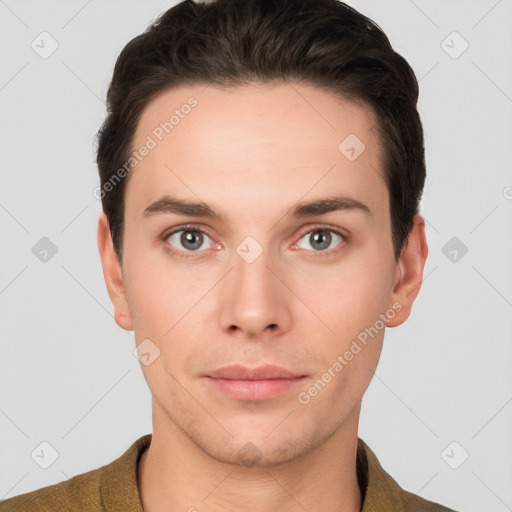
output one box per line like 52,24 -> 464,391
97,211 -> 133,331
386,214 -> 428,328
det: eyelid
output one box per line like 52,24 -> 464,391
295,223 -> 349,241
162,223 -> 215,240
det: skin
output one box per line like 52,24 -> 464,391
97,82 -> 428,512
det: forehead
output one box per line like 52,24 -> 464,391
126,82 -> 387,224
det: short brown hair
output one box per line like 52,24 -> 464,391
96,0 -> 425,264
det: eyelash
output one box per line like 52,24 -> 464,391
160,223 -> 350,260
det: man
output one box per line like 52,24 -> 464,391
1,0 -> 457,510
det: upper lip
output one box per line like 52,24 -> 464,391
206,365 -> 304,380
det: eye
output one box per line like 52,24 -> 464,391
166,228 -> 215,252
295,228 -> 345,252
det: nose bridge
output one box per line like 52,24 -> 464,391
234,244 -> 274,299
219,235 -> 291,336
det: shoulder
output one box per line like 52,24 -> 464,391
398,487 -> 458,512
0,468 -> 102,512
0,434 -> 151,512
357,438 -> 458,512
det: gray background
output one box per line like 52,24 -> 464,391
1,1 -> 511,511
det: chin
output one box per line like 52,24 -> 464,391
183,416 -> 339,468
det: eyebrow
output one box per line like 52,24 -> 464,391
292,197 -> 371,218
142,195 -> 372,220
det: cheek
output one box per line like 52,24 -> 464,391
123,256 -> 214,379
125,278 -> 170,336
292,256 -> 392,340
122,244 -> 206,335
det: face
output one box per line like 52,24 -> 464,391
98,82 -> 427,466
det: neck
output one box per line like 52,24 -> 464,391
138,401 -> 363,512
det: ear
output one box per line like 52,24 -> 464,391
97,211 -> 133,331
386,214 -> 428,328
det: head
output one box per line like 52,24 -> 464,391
97,0 -> 428,466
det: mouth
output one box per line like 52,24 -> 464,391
204,364 -> 307,401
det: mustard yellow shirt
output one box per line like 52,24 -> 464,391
0,434 -> 456,511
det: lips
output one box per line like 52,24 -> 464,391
204,365 -> 306,401
207,364 -> 303,380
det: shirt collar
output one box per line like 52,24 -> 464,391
357,437 -> 406,512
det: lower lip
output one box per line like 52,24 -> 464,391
204,376 -> 306,401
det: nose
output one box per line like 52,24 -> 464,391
218,243 -> 292,339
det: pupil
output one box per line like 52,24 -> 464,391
182,231 -> 203,250
311,230 -> 331,250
